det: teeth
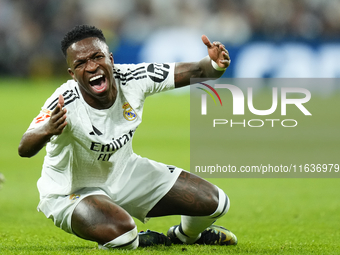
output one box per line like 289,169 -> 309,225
89,75 -> 103,82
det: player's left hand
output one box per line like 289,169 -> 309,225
202,35 -> 230,69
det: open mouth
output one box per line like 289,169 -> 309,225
89,74 -> 108,93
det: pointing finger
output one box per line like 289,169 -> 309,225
58,94 -> 64,107
52,95 -> 65,115
201,35 -> 213,48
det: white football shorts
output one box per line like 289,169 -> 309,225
37,153 -> 182,234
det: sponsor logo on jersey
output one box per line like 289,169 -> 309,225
123,102 -> 137,121
34,109 -> 52,124
89,129 -> 136,161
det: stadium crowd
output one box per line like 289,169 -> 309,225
1,0 -> 340,77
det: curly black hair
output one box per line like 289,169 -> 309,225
61,25 -> 106,57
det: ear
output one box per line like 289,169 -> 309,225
110,52 -> 114,65
68,68 -> 77,82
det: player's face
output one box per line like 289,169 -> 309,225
66,37 -> 116,108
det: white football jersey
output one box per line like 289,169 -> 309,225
28,62 -> 175,198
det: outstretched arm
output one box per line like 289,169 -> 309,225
18,95 -> 67,158
174,35 -> 230,88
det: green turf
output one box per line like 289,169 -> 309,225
0,78 -> 339,254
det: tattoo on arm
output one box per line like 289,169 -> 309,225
174,62 -> 203,88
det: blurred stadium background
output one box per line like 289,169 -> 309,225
1,0 -> 340,79
1,1 -> 340,254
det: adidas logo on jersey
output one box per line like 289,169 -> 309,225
167,166 -> 176,173
89,125 -> 103,136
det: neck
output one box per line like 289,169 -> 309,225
80,87 -> 117,110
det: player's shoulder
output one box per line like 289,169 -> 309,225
114,62 -> 171,74
113,63 -> 148,78
113,63 -> 149,86
44,79 -> 81,111
114,63 -> 147,73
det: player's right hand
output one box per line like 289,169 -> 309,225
47,95 -> 67,135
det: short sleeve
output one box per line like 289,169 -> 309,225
27,93 -> 59,131
26,80 -> 78,131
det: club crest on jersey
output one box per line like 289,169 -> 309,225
69,194 -> 80,201
123,102 -> 137,121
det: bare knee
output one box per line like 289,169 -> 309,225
71,195 -> 136,244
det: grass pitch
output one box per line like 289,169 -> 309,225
0,78 -> 339,254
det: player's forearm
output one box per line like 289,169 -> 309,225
174,56 -> 226,88
18,126 -> 53,158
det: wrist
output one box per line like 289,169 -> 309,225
211,59 -> 227,71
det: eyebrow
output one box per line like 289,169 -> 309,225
73,51 -> 102,66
